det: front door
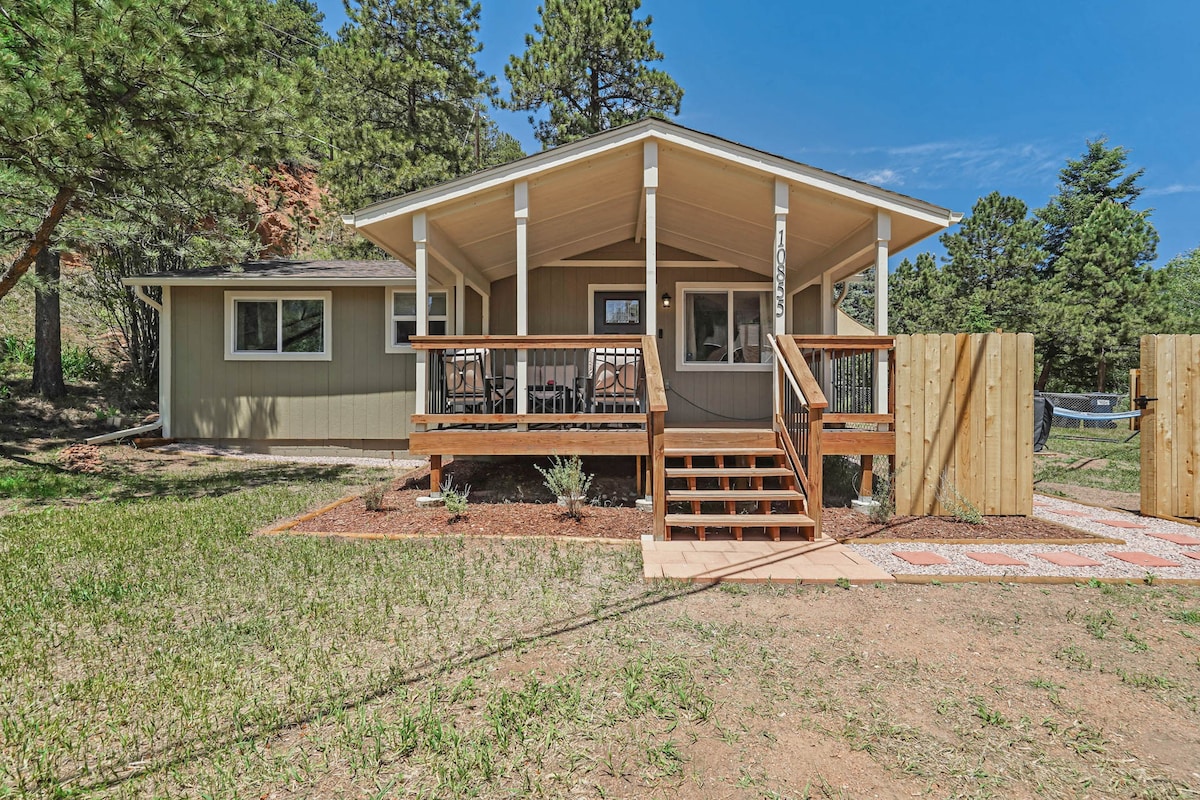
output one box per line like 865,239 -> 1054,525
592,290 -> 646,334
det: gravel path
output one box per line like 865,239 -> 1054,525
156,442 -> 426,470
850,494 -> 1200,580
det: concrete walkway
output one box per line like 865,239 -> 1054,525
641,537 -> 894,585
851,494 -> 1200,582
642,495 -> 1200,585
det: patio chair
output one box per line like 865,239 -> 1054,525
443,348 -> 511,414
588,347 -> 642,414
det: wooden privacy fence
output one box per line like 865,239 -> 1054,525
1140,334 -> 1200,519
893,333 -> 1035,516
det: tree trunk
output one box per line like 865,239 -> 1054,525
1096,357 -> 1108,392
33,248 -> 65,399
1035,345 -> 1056,392
0,186 -> 75,301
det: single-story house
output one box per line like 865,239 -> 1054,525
127,119 -> 961,538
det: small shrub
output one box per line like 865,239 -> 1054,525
536,454 -> 593,520
362,481 -> 388,512
869,460 -> 895,524
936,471 -> 984,524
441,479 -> 471,521
2,335 -> 35,368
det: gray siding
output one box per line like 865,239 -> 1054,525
170,286 -> 415,442
488,266 -> 775,424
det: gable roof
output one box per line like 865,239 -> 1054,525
342,118 -> 961,290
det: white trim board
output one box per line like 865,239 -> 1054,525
223,290 -> 333,362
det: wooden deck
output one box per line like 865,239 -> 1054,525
408,334 -> 900,544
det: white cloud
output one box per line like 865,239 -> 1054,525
857,168 -> 903,186
1145,183 -> 1200,197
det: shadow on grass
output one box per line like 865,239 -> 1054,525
0,450 -> 358,505
63,575 -> 722,794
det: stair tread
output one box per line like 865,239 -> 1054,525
666,489 -> 804,500
665,447 -> 785,457
666,467 -> 794,477
665,513 -> 815,526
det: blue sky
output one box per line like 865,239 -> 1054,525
315,0 -> 1200,268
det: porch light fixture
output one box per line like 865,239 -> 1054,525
661,291 -> 672,309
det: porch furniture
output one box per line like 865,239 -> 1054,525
443,348 -> 512,413
588,347 -> 642,413
529,364 -> 581,413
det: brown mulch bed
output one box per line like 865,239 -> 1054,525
290,487 -> 650,539
824,506 -> 1107,542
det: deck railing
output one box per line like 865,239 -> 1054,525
410,335 -> 652,428
792,335 -> 895,425
770,335 -> 828,537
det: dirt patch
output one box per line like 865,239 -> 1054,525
1038,482 -> 1141,514
825,505 -> 1107,542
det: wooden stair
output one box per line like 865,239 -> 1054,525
660,429 -> 816,542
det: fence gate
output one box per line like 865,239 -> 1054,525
894,333 -> 1035,516
1140,334 -> 1200,519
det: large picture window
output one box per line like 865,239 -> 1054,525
224,292 -> 331,361
387,288 -> 449,351
677,284 -> 773,371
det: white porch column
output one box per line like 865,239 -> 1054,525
161,286 -> 172,437
414,212 -> 428,415
514,181 -> 529,416
644,141 -> 658,334
454,272 -> 465,335
481,292 -> 491,334
874,210 -> 891,415
773,179 -> 788,337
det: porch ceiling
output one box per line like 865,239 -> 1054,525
347,119 -> 960,288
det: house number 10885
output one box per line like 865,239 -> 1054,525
774,230 -> 786,318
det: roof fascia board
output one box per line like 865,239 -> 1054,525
652,127 -> 956,227
351,123 -> 656,228
123,276 -> 416,287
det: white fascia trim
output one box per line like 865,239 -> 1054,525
124,277 -> 415,287
224,290 -> 333,362
349,124 -> 659,227
652,128 -> 958,228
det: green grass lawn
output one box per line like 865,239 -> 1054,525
1035,424 -> 1143,498
2,448 -> 1199,799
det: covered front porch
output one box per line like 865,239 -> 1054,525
340,119 -> 958,538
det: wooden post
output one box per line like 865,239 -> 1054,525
651,410 -> 666,540
859,455 -> 874,501
430,454 -> 443,494
514,182 -> 529,420
414,213 -> 428,416
809,407 -> 823,539
874,211 -> 891,416
644,142 -> 658,335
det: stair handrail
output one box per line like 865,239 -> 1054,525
769,334 -> 827,538
641,335 -> 668,540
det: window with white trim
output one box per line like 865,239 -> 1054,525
224,292 -> 331,361
677,284 -> 773,371
387,288 -> 449,351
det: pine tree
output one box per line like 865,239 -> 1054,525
1158,246 -> 1200,333
1044,200 -> 1159,391
505,0 -> 683,148
1037,138 -> 1149,277
0,0 -> 299,300
888,253 -> 950,334
940,192 -> 1043,334
322,0 -> 495,210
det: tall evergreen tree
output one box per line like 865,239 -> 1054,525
505,0 -> 683,148
1043,200 -> 1159,391
322,0 -> 495,210
1032,139 -> 1157,389
0,0 -> 298,301
1036,137 -> 1148,277
888,252 -> 950,334
940,192 -> 1043,334
1155,246 -> 1200,333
